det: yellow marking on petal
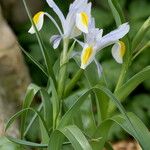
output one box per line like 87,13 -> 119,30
119,41 -> 126,57
33,11 -> 44,24
82,46 -> 93,65
80,12 -> 89,27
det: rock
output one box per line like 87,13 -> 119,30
0,5 -> 30,137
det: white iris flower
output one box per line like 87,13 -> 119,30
28,0 -> 91,49
80,19 -> 130,69
28,11 -> 45,34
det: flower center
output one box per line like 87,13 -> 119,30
119,41 -> 126,57
82,46 -> 93,64
33,11 -> 44,24
80,12 -> 89,27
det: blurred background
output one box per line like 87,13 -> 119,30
0,0 -> 149,149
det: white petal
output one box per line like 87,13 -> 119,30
88,17 -> 96,29
76,12 -> 88,33
85,28 -> 103,44
75,3 -> 91,33
96,29 -> 103,41
46,0 -> 66,29
28,12 -> 44,34
111,41 -> 126,64
65,10 -> 76,36
69,0 -> 88,12
50,35 -> 62,49
80,44 -> 96,69
65,1 -> 91,37
94,59 -> 103,78
96,23 -> 130,50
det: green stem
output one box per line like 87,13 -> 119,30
64,69 -> 84,97
115,64 -> 127,92
57,38 -> 69,98
56,38 -> 69,127
115,38 -> 131,92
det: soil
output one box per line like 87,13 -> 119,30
112,140 -> 142,150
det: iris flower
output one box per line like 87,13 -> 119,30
28,0 -> 91,49
80,19 -> 130,69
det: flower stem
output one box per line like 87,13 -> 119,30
115,64 -> 127,92
57,38 -> 69,98
64,69 -> 84,97
115,38 -> 131,92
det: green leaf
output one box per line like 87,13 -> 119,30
64,89 -> 95,134
64,69 -> 83,97
94,113 -> 150,150
23,104 -> 42,137
132,41 -> 150,60
48,125 -> 92,150
127,94 -> 150,126
108,0 -> 131,92
58,86 -> 136,138
108,0 -> 125,26
85,62 -> 109,123
73,98 -> 97,137
59,85 -> 148,149
132,16 -> 150,51
6,108 -> 49,135
20,45 -> 48,77
61,125 -> 92,150
40,89 -> 53,143
57,90 -> 91,129
6,108 -> 49,148
114,66 -> 150,103
40,89 -> 53,128
50,78 -> 60,129
48,130 -> 64,150
21,84 -> 41,138
6,136 -> 47,148
22,0 -> 56,85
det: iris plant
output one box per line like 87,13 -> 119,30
28,0 -> 129,71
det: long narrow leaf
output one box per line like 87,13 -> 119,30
24,103 -> 43,137
40,89 -> 53,143
115,66 -> 150,102
48,130 -> 64,150
85,62 -> 109,123
20,45 -> 48,77
108,0 -> 131,91
58,86 -> 137,141
40,89 -> 53,128
61,125 -> 92,150
108,0 -> 125,26
6,108 -> 49,138
50,78 -> 60,129
94,113 -> 150,150
132,16 -> 150,51
21,84 -> 41,138
22,0 -> 56,86
6,136 -> 47,148
48,125 -> 92,150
